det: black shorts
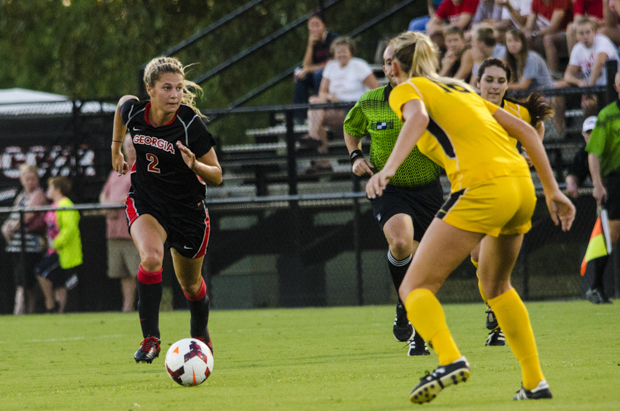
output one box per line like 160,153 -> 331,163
10,252 -> 41,289
370,182 -> 444,241
604,172 -> 620,220
35,253 -> 78,289
125,192 -> 211,258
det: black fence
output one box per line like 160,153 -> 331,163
0,78 -> 618,314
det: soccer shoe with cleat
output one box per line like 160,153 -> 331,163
393,302 -> 414,342
409,356 -> 470,404
192,327 -> 213,354
134,336 -> 161,363
512,380 -> 553,400
407,332 -> 430,356
485,327 -> 505,346
586,287 -> 612,304
485,306 -> 498,330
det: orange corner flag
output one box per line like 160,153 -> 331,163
581,209 -> 612,276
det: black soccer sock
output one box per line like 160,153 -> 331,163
388,251 -> 412,304
591,255 -> 610,290
137,265 -> 162,339
185,277 -> 210,340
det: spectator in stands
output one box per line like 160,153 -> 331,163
504,28 -> 554,93
469,24 -> 506,89
1,164 -> 47,315
36,176 -> 82,314
426,0 -> 481,49
100,133 -> 140,313
439,26 -> 474,81
523,0 -> 573,75
554,18 -> 618,133
293,12 -> 338,125
566,115 -> 597,198
585,74 -> 620,303
473,0 -> 503,26
409,0 -> 444,32
496,0 -> 532,30
301,37 -> 379,173
600,0 -> 620,46
567,0 -> 604,52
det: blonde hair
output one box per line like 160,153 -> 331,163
143,57 -> 205,118
391,31 -> 473,91
330,36 -> 356,56
19,163 -> 39,178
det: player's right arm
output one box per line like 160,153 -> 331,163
343,100 -> 373,176
344,131 -> 374,176
493,107 -> 576,231
112,95 -> 139,175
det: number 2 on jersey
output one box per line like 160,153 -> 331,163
146,153 -> 160,173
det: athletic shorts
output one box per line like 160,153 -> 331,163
107,238 -> 141,279
371,182 -> 444,241
125,192 -> 210,259
437,176 -> 536,237
35,253 -> 78,289
604,172 -> 620,220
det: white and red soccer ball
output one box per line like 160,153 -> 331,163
164,338 -> 214,386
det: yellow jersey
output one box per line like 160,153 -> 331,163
389,77 -> 530,192
502,99 -> 531,146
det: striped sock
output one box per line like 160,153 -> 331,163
137,265 -> 162,339
387,251 -> 412,301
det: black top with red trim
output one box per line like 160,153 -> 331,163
120,99 -> 216,207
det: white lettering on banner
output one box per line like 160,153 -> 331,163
1,145 -> 96,179
133,135 -> 175,154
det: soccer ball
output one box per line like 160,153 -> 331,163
164,338 -> 214,386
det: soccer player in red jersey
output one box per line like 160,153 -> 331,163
111,57 -> 222,363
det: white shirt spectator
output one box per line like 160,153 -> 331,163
569,34 -> 620,85
501,0 -> 532,28
322,57 -> 373,102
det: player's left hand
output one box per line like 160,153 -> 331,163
176,141 -> 197,172
365,170 -> 392,199
545,189 -> 576,232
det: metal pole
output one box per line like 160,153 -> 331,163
352,175 -> 364,305
285,110 -> 298,196
18,209 -> 26,293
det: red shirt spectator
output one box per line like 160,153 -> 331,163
436,0 -> 481,25
573,0 -> 603,19
531,0 -> 573,30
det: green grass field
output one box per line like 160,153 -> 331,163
1,301 -> 618,410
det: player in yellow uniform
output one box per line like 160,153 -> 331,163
365,31 -> 575,404
473,57 -> 555,347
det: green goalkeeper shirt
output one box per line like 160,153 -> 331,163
587,100 -> 620,177
343,84 -> 441,188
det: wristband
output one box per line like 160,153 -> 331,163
350,150 -> 364,165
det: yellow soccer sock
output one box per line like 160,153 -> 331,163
405,288 -> 461,365
488,288 -> 545,390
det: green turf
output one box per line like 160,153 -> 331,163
1,300 -> 618,410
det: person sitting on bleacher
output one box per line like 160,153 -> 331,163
601,0 -> 620,47
439,26 -> 474,82
496,0 -> 532,31
301,37 -> 379,174
469,24 -> 506,90
566,115 -> 597,198
426,0 -> 481,49
409,0 -> 443,32
523,0 -> 573,76
472,0 -> 506,41
293,12 -> 338,125
554,18 -> 618,133
567,0 -> 604,52
504,28 -> 554,93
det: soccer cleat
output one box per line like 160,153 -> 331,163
485,305 -> 498,330
512,380 -> 553,400
586,288 -> 612,304
134,336 -> 161,363
193,327 -> 213,354
485,327 -> 505,346
407,331 -> 430,356
409,357 -> 470,404
393,302 -> 414,342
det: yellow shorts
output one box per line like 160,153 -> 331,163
437,176 -> 536,237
